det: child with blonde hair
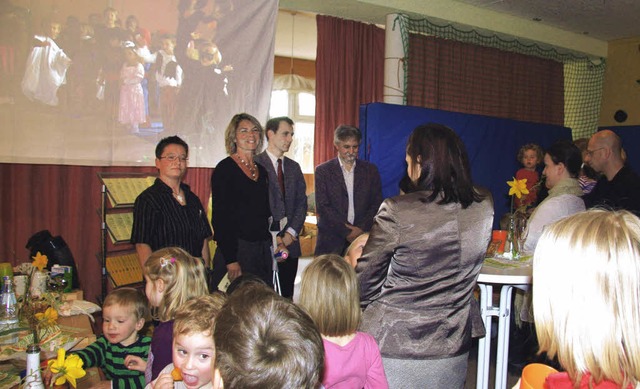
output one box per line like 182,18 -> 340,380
298,254 -> 388,389
51,287 -> 151,388
125,247 -> 209,383
147,293 -> 226,389
515,143 -> 543,208
532,209 -> 640,388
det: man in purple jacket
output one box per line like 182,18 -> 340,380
314,125 -> 383,255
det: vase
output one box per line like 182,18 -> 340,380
29,270 -> 48,298
24,344 -> 45,389
503,213 -> 520,259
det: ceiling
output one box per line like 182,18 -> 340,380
276,0 -> 640,60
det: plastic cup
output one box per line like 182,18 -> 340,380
491,230 -> 508,253
521,363 -> 558,389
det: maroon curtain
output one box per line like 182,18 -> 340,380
314,15 -> 385,167
407,34 -> 564,126
0,163 -> 212,303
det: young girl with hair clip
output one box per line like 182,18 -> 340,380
118,44 -> 146,133
124,247 -> 209,383
298,254 -> 388,389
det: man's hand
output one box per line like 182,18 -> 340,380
281,232 -> 296,247
227,262 -> 242,281
345,224 -> 364,242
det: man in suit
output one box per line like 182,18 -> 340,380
314,125 -> 383,256
255,116 -> 307,298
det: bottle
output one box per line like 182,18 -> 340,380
24,344 -> 45,389
0,275 -> 19,345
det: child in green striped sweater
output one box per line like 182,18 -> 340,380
69,287 -> 151,388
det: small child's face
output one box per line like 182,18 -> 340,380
522,149 -> 538,170
172,332 -> 214,388
145,276 -> 164,308
105,10 -> 118,25
162,39 -> 175,55
49,23 -> 62,40
102,304 -> 144,346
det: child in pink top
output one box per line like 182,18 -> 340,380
118,45 -> 146,133
514,143 -> 543,209
298,254 -> 388,389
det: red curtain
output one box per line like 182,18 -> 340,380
314,15 -> 385,166
407,34 -> 564,126
0,163 -> 212,303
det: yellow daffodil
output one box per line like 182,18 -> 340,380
35,307 -> 58,326
48,348 -> 86,388
507,178 -> 529,199
31,251 -> 48,271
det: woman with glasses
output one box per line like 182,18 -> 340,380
210,113 -> 273,290
131,135 -> 212,266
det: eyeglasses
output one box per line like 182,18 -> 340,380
159,154 -> 188,162
585,147 -> 604,157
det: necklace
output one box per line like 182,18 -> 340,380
172,190 -> 185,204
234,154 -> 257,180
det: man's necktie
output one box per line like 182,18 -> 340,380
277,158 -> 285,197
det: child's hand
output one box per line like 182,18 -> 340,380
42,365 -> 54,386
124,355 -> 147,372
149,373 -> 174,389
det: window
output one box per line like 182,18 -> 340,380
269,79 -> 315,173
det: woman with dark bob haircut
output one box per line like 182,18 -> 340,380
356,123 -> 494,388
522,139 -> 585,252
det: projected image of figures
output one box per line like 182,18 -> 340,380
0,0 -> 276,168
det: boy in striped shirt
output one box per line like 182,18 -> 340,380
71,287 -> 151,388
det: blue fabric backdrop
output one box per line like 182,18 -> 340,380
358,103 -> 572,229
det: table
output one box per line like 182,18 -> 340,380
1,312 -> 99,388
476,257 -> 532,389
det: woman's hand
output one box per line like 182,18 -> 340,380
124,355 -> 147,372
226,262 -> 242,281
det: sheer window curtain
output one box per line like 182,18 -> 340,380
314,15 -> 385,166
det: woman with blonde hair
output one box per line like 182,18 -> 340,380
210,113 -> 272,289
533,209 -> 640,388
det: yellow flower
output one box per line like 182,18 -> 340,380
35,307 -> 58,326
48,348 -> 86,388
31,251 -> 48,271
507,177 -> 529,199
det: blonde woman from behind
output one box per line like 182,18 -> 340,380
533,209 -> 640,389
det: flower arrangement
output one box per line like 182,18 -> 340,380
507,177 -> 530,214
505,178 -> 530,259
23,253 -> 63,344
48,348 -> 86,388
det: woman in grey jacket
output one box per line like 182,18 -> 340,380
356,123 -> 494,388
